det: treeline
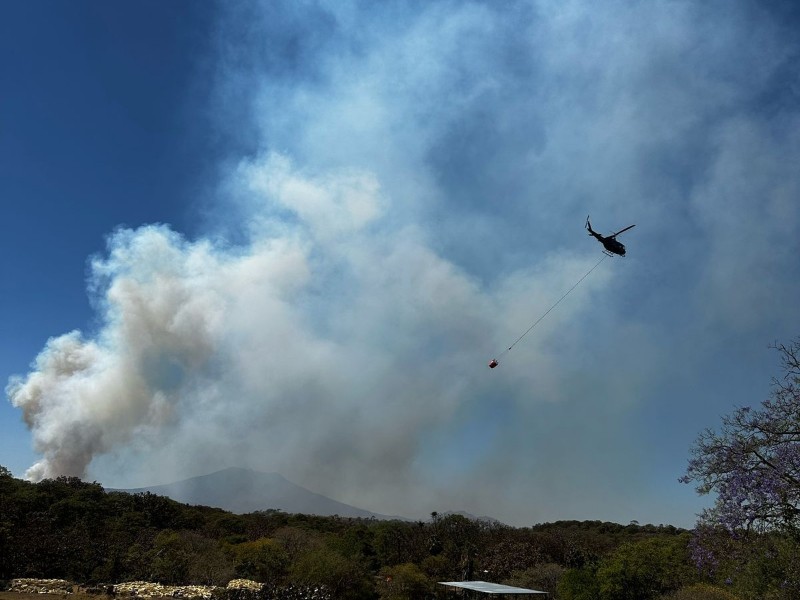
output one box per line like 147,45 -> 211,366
0,470 -> 745,599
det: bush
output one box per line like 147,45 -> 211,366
377,563 -> 432,599
505,563 -> 565,596
662,583 -> 743,600
290,547 -> 373,599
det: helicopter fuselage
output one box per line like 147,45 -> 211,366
586,217 -> 634,256
587,230 -> 625,256
601,237 -> 626,256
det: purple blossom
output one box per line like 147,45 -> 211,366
682,340 -> 800,581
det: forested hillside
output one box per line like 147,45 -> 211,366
0,468 -> 769,599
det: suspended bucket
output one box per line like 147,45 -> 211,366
488,359 -> 499,369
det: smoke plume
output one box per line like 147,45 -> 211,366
8,1 -> 800,526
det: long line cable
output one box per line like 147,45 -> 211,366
496,254 -> 608,360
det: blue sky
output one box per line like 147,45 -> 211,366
2,0 -> 799,528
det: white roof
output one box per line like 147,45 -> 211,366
439,581 -> 547,595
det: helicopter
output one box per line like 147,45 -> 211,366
585,216 -> 635,256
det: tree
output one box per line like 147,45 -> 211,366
557,567 -> 599,600
230,537 -> 288,583
505,563 -> 565,597
594,535 -> 696,600
377,563 -> 432,599
373,522 -> 419,567
150,530 -> 191,584
687,527 -> 800,600
289,546 -> 374,600
182,531 -> 235,585
663,583 -> 743,600
271,526 -> 322,562
682,340 -> 800,534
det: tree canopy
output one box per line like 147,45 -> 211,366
682,339 -> 800,534
682,338 -> 800,598
0,470 -> 698,599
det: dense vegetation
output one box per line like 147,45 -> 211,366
0,469 -> 740,600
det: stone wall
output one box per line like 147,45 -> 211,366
225,581 -> 261,592
7,579 -> 329,600
112,582 -> 217,599
9,579 -> 73,595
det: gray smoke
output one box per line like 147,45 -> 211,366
8,0 -> 800,526
8,152 -> 610,500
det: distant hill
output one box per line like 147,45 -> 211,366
112,467 -> 404,520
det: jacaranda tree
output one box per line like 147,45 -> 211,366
682,339 -> 800,535
682,339 -> 800,598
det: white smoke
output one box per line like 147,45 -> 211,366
8,153 -> 608,504
8,225 -> 235,480
8,0 -> 800,526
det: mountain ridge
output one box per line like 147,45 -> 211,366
111,467 -> 407,520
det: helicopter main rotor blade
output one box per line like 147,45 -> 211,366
609,224 -> 636,238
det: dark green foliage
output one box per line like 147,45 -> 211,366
594,534 -> 696,600
289,546 -> 372,599
663,583 -> 743,600
557,566 -> 600,600
505,563 -> 565,597
229,537 -> 288,583
0,468 -> 708,598
689,527 -> 800,600
377,562 -> 432,599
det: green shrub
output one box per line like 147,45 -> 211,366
662,583 -> 743,600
